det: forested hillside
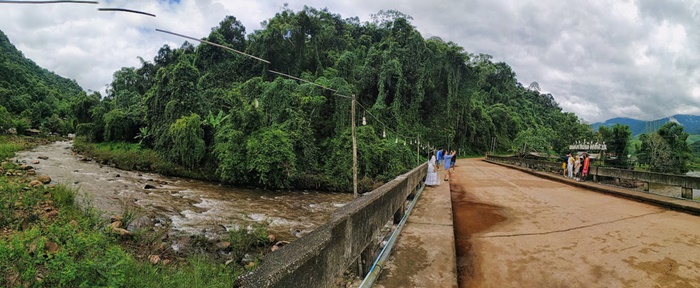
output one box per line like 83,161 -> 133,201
0,30 -> 85,134
592,115 -> 700,136
72,7 -> 591,190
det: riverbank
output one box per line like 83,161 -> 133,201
0,136 -> 276,287
72,137 -> 387,193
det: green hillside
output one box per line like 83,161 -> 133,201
70,8 -> 595,191
0,30 -> 84,134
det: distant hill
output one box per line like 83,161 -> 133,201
592,114 -> 700,136
0,29 -> 84,132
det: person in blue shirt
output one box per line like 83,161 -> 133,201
443,150 -> 456,181
436,149 -> 444,170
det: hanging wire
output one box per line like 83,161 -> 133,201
155,28 -> 271,64
355,101 -> 419,146
98,8 -> 156,17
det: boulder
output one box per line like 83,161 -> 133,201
148,255 -> 160,265
114,228 -> 133,237
20,165 -> 33,170
38,156 -> 49,160
110,215 -> 123,223
28,180 -> 43,187
267,234 -> 276,243
37,175 -> 51,184
31,160 -> 40,164
43,210 -> 59,219
144,184 -> 157,189
215,241 -> 231,250
45,242 -> 59,254
244,262 -> 256,269
26,169 -> 36,176
109,221 -> 122,230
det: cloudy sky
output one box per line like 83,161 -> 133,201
1,0 -> 698,123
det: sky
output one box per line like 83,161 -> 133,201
0,0 -> 698,123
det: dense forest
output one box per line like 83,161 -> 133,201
1,7 -> 598,190
0,30 -> 85,135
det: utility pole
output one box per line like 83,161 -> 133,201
416,135 -> 420,166
352,94 -> 358,199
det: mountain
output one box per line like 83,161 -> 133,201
592,114 -> 700,136
0,29 -> 84,133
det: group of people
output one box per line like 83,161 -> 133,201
425,149 -> 456,186
563,152 -> 590,181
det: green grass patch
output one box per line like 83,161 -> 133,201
0,173 -> 244,287
0,136 -> 32,160
72,137 -> 208,180
687,134 -> 700,144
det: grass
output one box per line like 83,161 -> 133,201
72,137 -> 209,180
0,136 -> 32,160
0,136 -> 272,287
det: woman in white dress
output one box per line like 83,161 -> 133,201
425,151 -> 440,186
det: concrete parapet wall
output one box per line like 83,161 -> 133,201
487,155 -> 700,190
239,163 -> 428,288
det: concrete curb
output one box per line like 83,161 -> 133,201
483,159 -> 700,216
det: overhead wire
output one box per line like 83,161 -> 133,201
98,8 -> 156,17
155,28 -> 271,64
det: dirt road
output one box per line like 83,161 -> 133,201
451,158 -> 700,288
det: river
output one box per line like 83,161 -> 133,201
13,141 -> 353,242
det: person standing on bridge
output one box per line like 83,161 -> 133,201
450,150 -> 457,171
568,153 -> 575,178
574,155 -> 582,181
581,153 -> 590,181
443,150 -> 456,181
425,151 -> 440,186
436,149 -> 444,170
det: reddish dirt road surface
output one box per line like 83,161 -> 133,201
451,158 -> 700,288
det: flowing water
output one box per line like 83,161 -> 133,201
14,141 -> 353,241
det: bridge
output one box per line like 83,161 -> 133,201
240,157 -> 700,287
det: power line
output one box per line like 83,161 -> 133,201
155,28 -> 271,64
98,8 -> 156,17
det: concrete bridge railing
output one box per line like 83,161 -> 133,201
487,155 -> 700,199
239,162 -> 428,288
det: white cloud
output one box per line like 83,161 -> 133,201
1,0 -> 699,123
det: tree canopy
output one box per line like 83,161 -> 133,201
4,7 -> 598,190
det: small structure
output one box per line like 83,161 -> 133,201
569,141 -> 607,160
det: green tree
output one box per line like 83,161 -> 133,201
512,127 -> 556,157
167,114 -> 206,169
598,124 -> 632,168
245,126 -> 296,189
0,105 -> 11,134
103,109 -> 140,142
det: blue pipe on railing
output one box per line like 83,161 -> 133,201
359,182 -> 426,287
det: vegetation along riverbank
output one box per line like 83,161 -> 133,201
0,136 -> 277,287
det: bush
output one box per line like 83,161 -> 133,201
246,126 -> 296,189
104,109 -> 139,142
76,123 -> 102,142
167,114 -> 206,169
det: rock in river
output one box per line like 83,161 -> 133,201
37,175 -> 51,184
